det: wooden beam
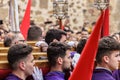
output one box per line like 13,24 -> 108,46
0,52 -> 47,61
0,60 -> 48,69
0,46 -> 41,53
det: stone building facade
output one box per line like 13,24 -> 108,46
0,0 -> 119,34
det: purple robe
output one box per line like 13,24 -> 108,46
113,69 -> 120,80
45,71 -> 65,80
92,68 -> 115,80
5,73 -> 22,80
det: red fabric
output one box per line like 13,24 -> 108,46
103,7 -> 109,36
69,11 -> 104,80
38,66 -> 50,75
0,67 -> 49,79
101,6 -> 109,37
0,69 -> 11,80
61,25 -> 64,30
20,0 -> 31,40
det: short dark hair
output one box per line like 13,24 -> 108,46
45,29 -> 67,45
27,25 -> 42,41
76,38 -> 87,54
4,37 -> 12,47
47,42 -> 70,67
96,36 -> 120,64
7,44 -> 33,70
4,35 -> 16,47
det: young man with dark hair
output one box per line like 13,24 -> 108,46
45,42 -> 72,80
92,36 -> 120,80
5,44 -> 35,80
27,25 -> 48,52
81,29 -> 89,39
27,25 -> 42,41
45,29 -> 67,45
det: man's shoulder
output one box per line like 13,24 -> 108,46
45,75 -> 61,80
113,70 -> 120,80
92,69 -> 115,80
5,73 -> 21,80
44,71 -> 64,80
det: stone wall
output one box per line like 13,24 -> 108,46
110,0 -> 120,34
0,0 -> 119,34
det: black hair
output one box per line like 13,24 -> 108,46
45,29 -> 67,45
76,38 -> 87,54
27,25 -> 42,41
47,42 -> 70,67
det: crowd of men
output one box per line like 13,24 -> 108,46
0,20 -> 120,80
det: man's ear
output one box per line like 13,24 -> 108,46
19,61 -> 26,71
103,56 -> 109,63
57,57 -> 63,65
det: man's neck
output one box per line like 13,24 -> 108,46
12,70 -> 27,80
96,63 -> 111,72
50,65 -> 63,72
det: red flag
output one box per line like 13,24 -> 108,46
69,11 -> 104,80
20,0 -> 31,40
101,5 -> 109,37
